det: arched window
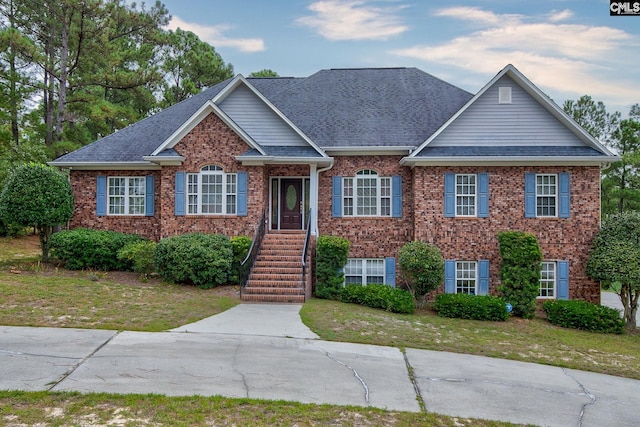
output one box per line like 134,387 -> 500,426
187,165 -> 237,214
343,169 -> 391,216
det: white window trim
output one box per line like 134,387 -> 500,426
342,170 -> 392,217
536,174 -> 558,218
187,165 -> 237,215
344,258 -> 385,286
107,176 -> 145,216
455,174 -> 477,217
455,261 -> 478,295
539,261 -> 557,299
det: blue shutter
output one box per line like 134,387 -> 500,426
237,172 -> 248,216
385,257 -> 396,287
145,175 -> 155,217
332,176 -> 342,217
175,172 -> 186,216
524,173 -> 536,218
96,175 -> 107,216
444,260 -> 456,293
444,173 -> 455,217
477,173 -> 489,218
392,176 -> 402,218
559,172 -> 570,218
478,260 -> 489,295
557,261 -> 569,300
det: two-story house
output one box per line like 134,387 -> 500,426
50,64 -> 618,303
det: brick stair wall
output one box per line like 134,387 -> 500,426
242,232 -> 307,303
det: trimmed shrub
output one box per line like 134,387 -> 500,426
117,240 -> 157,275
315,235 -> 349,300
154,233 -> 232,289
48,228 -> 144,271
543,300 -> 625,334
398,241 -> 444,298
230,235 -> 252,285
497,231 -> 542,319
434,293 -> 510,321
340,284 -> 415,314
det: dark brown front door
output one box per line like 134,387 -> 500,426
280,179 -> 302,230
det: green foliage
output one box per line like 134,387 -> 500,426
586,212 -> 640,328
154,233 -> 232,289
249,69 -> 279,77
160,28 -> 234,107
315,235 -> 350,300
48,228 -> 145,271
434,293 -> 510,321
398,241 -> 444,298
229,236 -> 252,285
497,231 -> 542,319
0,163 -> 74,259
543,300 -> 625,334
117,240 -> 157,275
340,284 -> 415,314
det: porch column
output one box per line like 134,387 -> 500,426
309,163 -> 318,235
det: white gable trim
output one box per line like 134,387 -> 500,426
408,64 -> 617,159
151,99 -> 267,156
400,156 -> 618,167
213,75 -> 328,158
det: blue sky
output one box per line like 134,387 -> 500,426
162,0 -> 639,115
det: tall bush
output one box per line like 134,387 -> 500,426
315,235 -> 349,300
230,235 -> 252,285
497,231 -> 542,319
0,163 -> 74,259
154,233 -> 232,289
398,241 -> 444,300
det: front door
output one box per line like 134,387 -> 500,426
280,179 -> 303,230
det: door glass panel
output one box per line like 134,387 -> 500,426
286,184 -> 297,210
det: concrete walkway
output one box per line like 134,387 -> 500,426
1,304 -> 639,426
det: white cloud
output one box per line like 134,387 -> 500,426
392,7 -> 638,109
296,0 -> 408,41
167,16 -> 265,53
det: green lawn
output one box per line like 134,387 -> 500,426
0,234 -> 636,426
301,299 -> 640,380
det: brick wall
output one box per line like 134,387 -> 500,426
413,166 -> 601,303
317,156 -> 414,258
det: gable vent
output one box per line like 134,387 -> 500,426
498,86 -> 512,104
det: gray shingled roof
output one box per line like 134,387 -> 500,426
51,68 -> 475,164
239,146 -> 324,158
414,146 -> 605,157
254,68 -> 474,148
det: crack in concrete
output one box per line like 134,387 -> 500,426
562,368 -> 597,427
402,349 -> 426,412
325,351 -> 370,405
424,376 -> 588,398
48,331 -> 120,391
0,348 -> 79,360
231,339 -> 250,398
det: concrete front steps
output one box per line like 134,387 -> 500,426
241,232 -> 307,303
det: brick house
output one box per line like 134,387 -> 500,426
50,64 -> 618,303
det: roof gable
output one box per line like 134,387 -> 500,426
404,64 -> 618,165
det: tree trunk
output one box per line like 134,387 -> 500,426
619,284 -> 638,329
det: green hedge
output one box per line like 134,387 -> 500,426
315,235 -> 349,300
230,235 -> 252,285
543,300 -> 625,334
434,293 -> 510,321
340,284 -> 415,314
48,228 -> 145,271
154,233 -> 232,289
117,240 -> 157,275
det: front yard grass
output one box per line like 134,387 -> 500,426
300,298 -> 640,380
0,391 -> 524,427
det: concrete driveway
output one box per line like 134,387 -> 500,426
1,303 -> 639,426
